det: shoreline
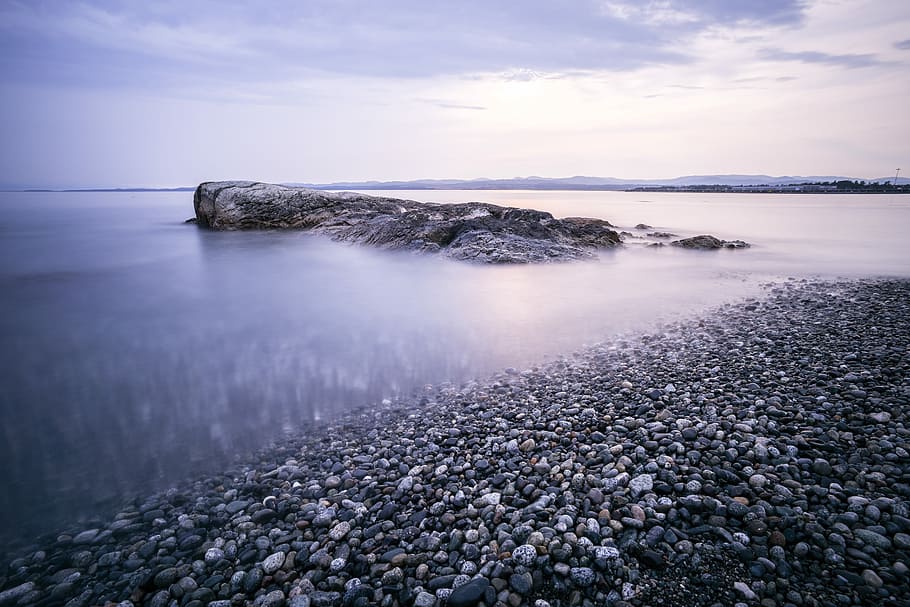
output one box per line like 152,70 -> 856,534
2,278 -> 908,606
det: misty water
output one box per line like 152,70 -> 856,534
0,189 -> 908,551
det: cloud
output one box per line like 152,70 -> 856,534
435,103 -> 487,111
759,48 -> 889,69
501,69 -> 545,82
896,39 -> 910,50
419,99 -> 487,111
600,0 -> 805,27
0,0 -> 808,93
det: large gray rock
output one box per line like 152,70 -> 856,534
193,181 -> 621,263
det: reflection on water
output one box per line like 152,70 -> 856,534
0,190 -> 907,551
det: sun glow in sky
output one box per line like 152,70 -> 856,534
1,0 -> 908,188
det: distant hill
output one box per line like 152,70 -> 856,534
292,174 -> 908,190
7,175 -> 907,192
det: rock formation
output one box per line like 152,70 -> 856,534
194,182 -> 622,263
671,234 -> 751,250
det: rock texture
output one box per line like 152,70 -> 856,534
671,235 -> 751,250
194,182 -> 622,263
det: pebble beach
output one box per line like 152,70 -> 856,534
1,278 -> 908,607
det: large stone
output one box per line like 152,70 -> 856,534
193,182 -> 621,264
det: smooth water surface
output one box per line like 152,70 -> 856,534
0,189 -> 907,551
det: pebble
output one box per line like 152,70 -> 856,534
511,545 -> 537,567
262,552 -> 285,575
629,474 -> 653,497
570,567 -> 596,587
861,569 -> 883,588
447,577 -> 489,607
733,581 -> 757,601
71,529 -> 99,545
329,521 -> 351,541
414,591 -> 436,607
204,547 -> 225,565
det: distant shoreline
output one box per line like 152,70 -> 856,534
6,173 -> 909,194
10,186 -> 908,194
627,187 -> 910,194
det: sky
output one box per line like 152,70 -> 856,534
0,0 -> 908,188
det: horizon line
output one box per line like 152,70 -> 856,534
4,172 -> 906,192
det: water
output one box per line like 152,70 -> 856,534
0,189 -> 907,551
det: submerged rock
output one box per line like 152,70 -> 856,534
193,181 -> 622,263
671,234 -> 751,249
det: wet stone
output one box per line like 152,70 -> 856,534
447,577 -> 489,607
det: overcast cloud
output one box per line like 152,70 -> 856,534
0,0 -> 907,187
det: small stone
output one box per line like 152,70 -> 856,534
309,591 -> 342,607
262,590 -> 286,607
262,552 -> 286,575
0,582 -> 35,605
329,521 -> 351,541
812,458 -> 833,476
569,567 -> 595,587
447,577 -> 489,607
479,492 -> 501,506
512,545 -> 537,567
324,476 -> 342,489
748,474 -> 768,489
97,551 -> 122,567
414,591 -> 436,607
205,548 -> 225,565
869,412 -> 891,423
519,439 -> 536,452
154,567 -> 178,588
593,546 -> 620,560
251,509 -> 278,524
768,531 -> 786,547
733,581 -> 757,601
629,474 -> 653,497
861,569 -> 883,588
72,529 -> 100,544
854,529 -> 891,550
382,567 -> 404,586
226,500 -> 250,514
509,572 -> 533,595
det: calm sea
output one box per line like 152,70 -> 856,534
0,189 -> 907,551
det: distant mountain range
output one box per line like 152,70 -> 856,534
291,174 -> 910,191
5,174 -> 907,192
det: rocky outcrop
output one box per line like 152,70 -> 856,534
671,234 -> 751,250
194,182 -> 621,263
